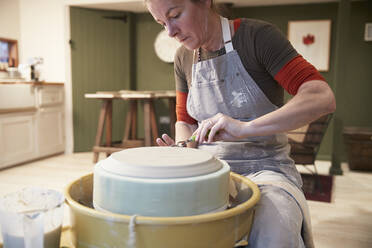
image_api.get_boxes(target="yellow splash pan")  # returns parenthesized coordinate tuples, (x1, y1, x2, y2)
(65, 172, 260, 248)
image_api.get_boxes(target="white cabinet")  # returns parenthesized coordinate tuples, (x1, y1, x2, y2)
(0, 113, 37, 168)
(37, 106, 65, 157)
(0, 83, 65, 169)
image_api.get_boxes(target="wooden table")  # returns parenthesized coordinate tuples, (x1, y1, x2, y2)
(85, 90, 176, 163)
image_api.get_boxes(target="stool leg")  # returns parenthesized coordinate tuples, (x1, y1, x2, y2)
(168, 97, 176, 139)
(130, 100, 137, 140)
(105, 100, 113, 157)
(93, 100, 108, 163)
(150, 100, 159, 144)
(143, 100, 151, 146)
(123, 100, 134, 143)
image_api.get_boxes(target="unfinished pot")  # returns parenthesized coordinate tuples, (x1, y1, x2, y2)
(93, 147, 230, 217)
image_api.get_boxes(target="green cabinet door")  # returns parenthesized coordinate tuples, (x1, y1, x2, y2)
(70, 7, 133, 152)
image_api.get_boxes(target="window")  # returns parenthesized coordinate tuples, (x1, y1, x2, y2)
(0, 38, 18, 71)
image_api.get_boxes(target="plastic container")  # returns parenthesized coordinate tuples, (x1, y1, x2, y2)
(65, 172, 260, 248)
(343, 127, 372, 171)
(0, 188, 64, 248)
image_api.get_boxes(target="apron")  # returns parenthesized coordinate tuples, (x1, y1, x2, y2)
(186, 16, 314, 248)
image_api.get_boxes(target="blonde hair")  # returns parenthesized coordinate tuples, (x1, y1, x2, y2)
(144, 0, 230, 17)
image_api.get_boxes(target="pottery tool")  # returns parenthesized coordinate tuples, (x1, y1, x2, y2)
(173, 130, 219, 147)
(173, 135, 197, 147)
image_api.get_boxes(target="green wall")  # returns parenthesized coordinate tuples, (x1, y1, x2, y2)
(136, 14, 175, 90)
(343, 2, 372, 128)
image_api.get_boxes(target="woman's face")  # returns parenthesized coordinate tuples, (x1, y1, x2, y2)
(147, 0, 210, 50)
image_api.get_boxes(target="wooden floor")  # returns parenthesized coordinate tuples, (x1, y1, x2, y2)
(0, 152, 371, 248)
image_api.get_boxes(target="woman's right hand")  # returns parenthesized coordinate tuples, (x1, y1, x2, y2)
(156, 134, 175, 146)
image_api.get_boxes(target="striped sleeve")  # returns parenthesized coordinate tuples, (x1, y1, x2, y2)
(275, 55, 326, 95)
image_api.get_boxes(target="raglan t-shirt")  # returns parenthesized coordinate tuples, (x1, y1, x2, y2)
(174, 18, 324, 124)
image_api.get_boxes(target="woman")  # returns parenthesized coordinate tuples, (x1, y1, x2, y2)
(146, 0, 336, 247)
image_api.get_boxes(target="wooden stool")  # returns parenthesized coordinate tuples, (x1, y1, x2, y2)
(85, 90, 176, 163)
(122, 99, 159, 147)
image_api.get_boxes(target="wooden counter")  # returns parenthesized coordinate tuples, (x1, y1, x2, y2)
(0, 81, 64, 86)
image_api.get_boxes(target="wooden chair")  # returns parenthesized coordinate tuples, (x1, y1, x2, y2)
(287, 114, 333, 191)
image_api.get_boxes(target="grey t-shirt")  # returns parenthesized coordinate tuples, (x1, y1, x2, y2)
(174, 18, 298, 107)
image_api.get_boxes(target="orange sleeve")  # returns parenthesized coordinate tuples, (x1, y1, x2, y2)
(274, 55, 326, 95)
(176, 90, 197, 125)
(234, 18, 242, 31)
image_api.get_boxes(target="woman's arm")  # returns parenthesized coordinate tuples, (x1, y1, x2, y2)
(195, 80, 336, 143)
(175, 121, 198, 143)
(244, 80, 335, 136)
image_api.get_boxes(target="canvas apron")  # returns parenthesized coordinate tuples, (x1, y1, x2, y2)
(186, 16, 314, 247)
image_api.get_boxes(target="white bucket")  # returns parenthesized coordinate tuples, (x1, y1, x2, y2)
(0, 187, 64, 248)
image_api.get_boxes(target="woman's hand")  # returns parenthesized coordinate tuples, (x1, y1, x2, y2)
(156, 121, 198, 147)
(156, 134, 175, 146)
(194, 113, 245, 144)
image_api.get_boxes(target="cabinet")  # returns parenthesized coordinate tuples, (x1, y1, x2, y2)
(0, 113, 36, 167)
(0, 83, 65, 169)
(37, 106, 65, 157)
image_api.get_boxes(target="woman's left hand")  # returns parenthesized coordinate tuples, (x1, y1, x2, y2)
(193, 113, 245, 144)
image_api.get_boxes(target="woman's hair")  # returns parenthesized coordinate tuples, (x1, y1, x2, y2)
(180, 0, 232, 18)
(190, 0, 215, 11)
(144, 0, 232, 18)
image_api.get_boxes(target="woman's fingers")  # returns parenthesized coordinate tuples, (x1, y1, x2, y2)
(156, 138, 167, 146)
(156, 134, 175, 146)
(195, 115, 221, 143)
(162, 134, 175, 146)
(195, 113, 242, 143)
(207, 119, 223, 143)
(197, 119, 214, 143)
